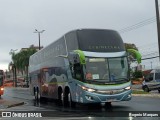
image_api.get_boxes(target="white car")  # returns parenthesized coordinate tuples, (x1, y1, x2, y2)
(142, 69, 160, 93)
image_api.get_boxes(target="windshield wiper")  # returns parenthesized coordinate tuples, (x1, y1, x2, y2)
(85, 78, 129, 84)
(85, 79, 107, 84)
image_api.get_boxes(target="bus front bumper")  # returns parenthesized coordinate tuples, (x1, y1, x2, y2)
(78, 89, 132, 103)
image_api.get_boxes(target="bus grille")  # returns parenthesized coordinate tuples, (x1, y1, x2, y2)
(95, 89, 125, 95)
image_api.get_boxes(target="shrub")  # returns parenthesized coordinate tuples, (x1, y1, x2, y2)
(132, 71, 143, 78)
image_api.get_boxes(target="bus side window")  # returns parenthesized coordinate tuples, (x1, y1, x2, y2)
(75, 66, 81, 80)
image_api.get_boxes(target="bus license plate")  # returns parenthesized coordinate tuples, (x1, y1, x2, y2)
(107, 98, 117, 102)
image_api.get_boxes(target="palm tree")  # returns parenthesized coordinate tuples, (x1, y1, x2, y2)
(9, 48, 37, 87)
(21, 48, 37, 80)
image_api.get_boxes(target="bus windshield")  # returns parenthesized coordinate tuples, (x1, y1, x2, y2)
(85, 57, 129, 83)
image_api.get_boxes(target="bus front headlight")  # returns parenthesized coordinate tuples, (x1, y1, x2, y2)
(81, 86, 96, 92)
(125, 86, 131, 90)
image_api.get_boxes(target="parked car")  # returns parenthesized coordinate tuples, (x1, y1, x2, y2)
(142, 67, 160, 93)
(16, 80, 29, 88)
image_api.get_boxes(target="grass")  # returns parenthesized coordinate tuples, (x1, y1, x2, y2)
(132, 90, 149, 94)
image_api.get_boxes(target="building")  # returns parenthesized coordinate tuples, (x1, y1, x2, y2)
(20, 44, 43, 52)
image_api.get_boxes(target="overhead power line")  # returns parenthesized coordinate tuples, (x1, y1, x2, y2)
(118, 4, 160, 34)
(138, 42, 158, 50)
(142, 56, 159, 60)
(119, 17, 156, 34)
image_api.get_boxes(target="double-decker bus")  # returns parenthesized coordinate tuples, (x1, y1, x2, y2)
(29, 29, 139, 107)
(0, 70, 4, 97)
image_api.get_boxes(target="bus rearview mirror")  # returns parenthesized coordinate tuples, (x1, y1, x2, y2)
(68, 52, 80, 64)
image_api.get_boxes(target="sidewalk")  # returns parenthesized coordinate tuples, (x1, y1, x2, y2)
(0, 98, 24, 109)
(132, 84, 142, 91)
(0, 87, 28, 109)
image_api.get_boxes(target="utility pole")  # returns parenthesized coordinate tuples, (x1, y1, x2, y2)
(34, 29, 45, 50)
(155, 0, 160, 60)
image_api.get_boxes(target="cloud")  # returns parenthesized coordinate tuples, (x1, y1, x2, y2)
(0, 0, 158, 70)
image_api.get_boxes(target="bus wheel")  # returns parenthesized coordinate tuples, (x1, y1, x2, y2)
(63, 91, 76, 107)
(68, 92, 76, 108)
(57, 92, 63, 106)
(37, 89, 41, 101)
(158, 89, 160, 93)
(63, 92, 68, 107)
(105, 102, 112, 108)
(34, 89, 40, 101)
(34, 91, 38, 100)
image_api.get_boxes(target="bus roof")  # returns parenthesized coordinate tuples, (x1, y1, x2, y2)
(66, 29, 125, 52)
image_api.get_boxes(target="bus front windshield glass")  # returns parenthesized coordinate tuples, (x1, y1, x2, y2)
(85, 57, 128, 83)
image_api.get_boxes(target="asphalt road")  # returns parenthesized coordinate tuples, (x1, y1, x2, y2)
(0, 87, 160, 120)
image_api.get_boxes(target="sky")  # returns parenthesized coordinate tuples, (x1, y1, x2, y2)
(0, 0, 159, 70)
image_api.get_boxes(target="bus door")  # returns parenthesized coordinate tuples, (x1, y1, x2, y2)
(68, 52, 84, 101)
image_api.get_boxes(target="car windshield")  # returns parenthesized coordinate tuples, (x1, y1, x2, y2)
(84, 57, 129, 83)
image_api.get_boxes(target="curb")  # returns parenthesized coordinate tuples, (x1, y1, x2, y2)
(132, 94, 160, 97)
(7, 102, 25, 108)
(0, 99, 25, 109)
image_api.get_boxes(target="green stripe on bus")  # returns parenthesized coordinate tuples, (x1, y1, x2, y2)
(48, 82, 66, 85)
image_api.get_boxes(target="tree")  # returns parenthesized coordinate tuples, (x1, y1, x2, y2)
(124, 43, 138, 50)
(125, 43, 140, 63)
(9, 48, 37, 80)
(18, 48, 37, 74)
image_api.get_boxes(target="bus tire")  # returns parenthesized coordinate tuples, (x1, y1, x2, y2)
(68, 92, 76, 108)
(57, 91, 63, 106)
(37, 89, 41, 101)
(34, 91, 38, 100)
(63, 93, 68, 107)
(63, 90, 76, 108)
(34, 88, 40, 101)
(105, 102, 112, 108)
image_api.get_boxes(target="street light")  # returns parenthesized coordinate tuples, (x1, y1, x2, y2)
(34, 29, 45, 50)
